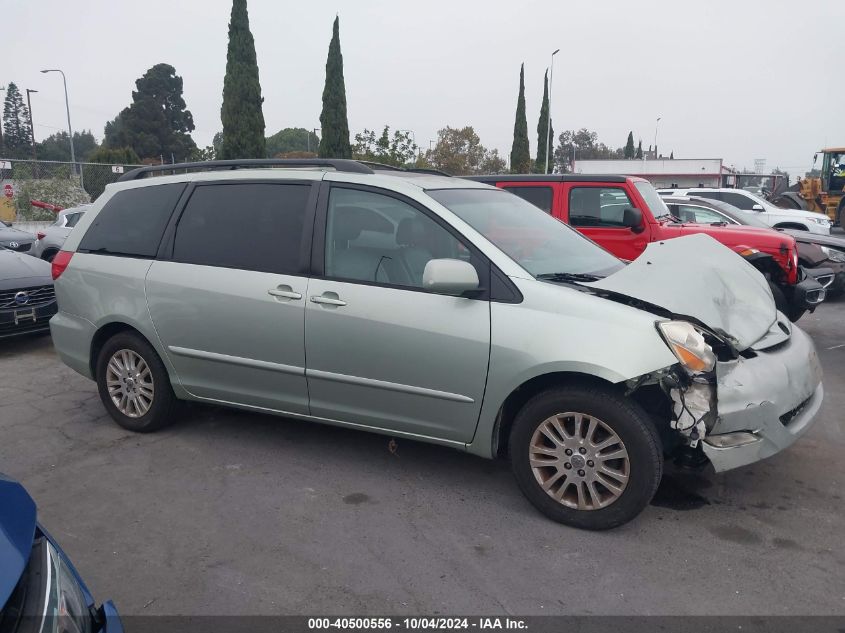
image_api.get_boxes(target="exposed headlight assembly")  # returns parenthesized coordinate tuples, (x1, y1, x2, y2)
(820, 245, 845, 263)
(657, 321, 716, 374)
(810, 217, 832, 225)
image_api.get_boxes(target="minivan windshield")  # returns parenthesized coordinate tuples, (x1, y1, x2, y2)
(428, 188, 623, 278)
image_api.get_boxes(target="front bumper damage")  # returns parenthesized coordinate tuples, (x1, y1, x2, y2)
(656, 316, 823, 472)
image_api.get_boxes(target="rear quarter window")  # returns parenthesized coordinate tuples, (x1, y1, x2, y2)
(78, 183, 186, 257)
(502, 186, 554, 213)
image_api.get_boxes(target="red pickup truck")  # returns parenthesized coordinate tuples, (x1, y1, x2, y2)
(468, 175, 826, 321)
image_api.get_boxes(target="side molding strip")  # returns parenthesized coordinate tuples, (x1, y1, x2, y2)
(306, 368, 474, 403)
(168, 346, 304, 376)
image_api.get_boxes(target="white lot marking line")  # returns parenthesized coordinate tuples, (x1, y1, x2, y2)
(827, 343, 845, 350)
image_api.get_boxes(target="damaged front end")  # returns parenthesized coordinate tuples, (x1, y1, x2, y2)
(626, 315, 824, 473)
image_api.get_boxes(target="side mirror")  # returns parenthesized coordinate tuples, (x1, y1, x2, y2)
(622, 207, 644, 233)
(751, 204, 764, 211)
(422, 259, 479, 295)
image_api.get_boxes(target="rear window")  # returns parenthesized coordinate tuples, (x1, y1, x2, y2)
(78, 183, 185, 257)
(503, 186, 553, 213)
(173, 183, 310, 274)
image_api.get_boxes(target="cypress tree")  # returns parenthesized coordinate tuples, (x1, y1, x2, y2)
(319, 16, 352, 159)
(670, 150, 674, 159)
(510, 64, 530, 173)
(534, 70, 552, 173)
(635, 139, 643, 159)
(220, 0, 265, 159)
(2, 83, 32, 159)
(624, 131, 635, 159)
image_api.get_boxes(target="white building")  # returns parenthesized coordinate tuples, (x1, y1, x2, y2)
(572, 158, 733, 189)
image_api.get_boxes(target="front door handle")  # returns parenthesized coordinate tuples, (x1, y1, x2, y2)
(310, 292, 346, 307)
(268, 285, 302, 301)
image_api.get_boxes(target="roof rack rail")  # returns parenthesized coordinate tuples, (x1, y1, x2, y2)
(117, 158, 374, 182)
(355, 161, 452, 177)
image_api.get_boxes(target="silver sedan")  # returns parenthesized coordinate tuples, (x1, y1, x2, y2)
(30, 205, 90, 262)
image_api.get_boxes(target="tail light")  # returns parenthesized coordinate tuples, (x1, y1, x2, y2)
(51, 251, 74, 280)
(36, 231, 46, 240)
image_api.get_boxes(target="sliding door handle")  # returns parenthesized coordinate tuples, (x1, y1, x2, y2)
(268, 286, 302, 300)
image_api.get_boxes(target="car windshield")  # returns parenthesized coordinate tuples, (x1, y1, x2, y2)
(634, 181, 674, 220)
(427, 188, 623, 278)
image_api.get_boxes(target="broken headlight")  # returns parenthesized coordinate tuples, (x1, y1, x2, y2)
(657, 321, 716, 374)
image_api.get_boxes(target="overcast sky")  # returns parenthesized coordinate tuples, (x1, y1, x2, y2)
(5, 0, 842, 178)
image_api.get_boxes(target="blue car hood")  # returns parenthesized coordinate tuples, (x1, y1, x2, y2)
(0, 474, 36, 609)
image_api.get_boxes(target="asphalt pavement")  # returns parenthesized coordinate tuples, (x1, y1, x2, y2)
(0, 298, 843, 616)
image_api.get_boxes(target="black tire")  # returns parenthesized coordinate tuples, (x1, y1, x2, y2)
(837, 202, 845, 230)
(95, 331, 177, 432)
(769, 282, 805, 322)
(509, 384, 663, 530)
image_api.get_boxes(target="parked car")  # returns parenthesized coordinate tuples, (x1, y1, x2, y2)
(49, 159, 823, 530)
(468, 174, 827, 321)
(0, 246, 57, 338)
(0, 220, 36, 254)
(0, 472, 123, 632)
(656, 187, 833, 235)
(30, 205, 90, 262)
(663, 195, 844, 296)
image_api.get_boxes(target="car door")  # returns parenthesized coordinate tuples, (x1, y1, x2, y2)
(562, 184, 649, 260)
(304, 184, 491, 443)
(146, 180, 316, 414)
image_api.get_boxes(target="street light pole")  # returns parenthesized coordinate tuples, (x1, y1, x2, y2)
(0, 86, 5, 153)
(653, 116, 661, 160)
(545, 48, 560, 174)
(25, 89, 38, 159)
(40, 69, 76, 167)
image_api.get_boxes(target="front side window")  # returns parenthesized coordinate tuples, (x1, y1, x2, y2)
(568, 187, 634, 228)
(503, 186, 553, 213)
(720, 191, 755, 210)
(79, 183, 185, 257)
(325, 187, 470, 289)
(173, 183, 309, 274)
(428, 188, 622, 278)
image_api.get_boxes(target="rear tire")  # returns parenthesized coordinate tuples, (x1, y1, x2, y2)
(95, 331, 177, 432)
(509, 384, 663, 530)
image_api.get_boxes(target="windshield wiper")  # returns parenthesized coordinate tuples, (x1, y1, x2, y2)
(536, 272, 603, 282)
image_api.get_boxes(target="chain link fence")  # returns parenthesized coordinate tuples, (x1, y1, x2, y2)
(0, 158, 143, 222)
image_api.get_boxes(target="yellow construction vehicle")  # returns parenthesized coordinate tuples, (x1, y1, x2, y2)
(774, 147, 845, 227)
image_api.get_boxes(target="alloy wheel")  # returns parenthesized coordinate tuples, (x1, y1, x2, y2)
(105, 349, 155, 418)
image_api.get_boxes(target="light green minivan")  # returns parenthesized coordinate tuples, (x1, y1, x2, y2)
(50, 159, 823, 530)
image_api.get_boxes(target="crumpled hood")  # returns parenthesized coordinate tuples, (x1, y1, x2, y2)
(0, 473, 37, 608)
(585, 234, 776, 351)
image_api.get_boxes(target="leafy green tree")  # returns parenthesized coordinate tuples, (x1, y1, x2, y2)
(635, 139, 643, 159)
(83, 146, 143, 200)
(353, 126, 418, 167)
(510, 64, 530, 173)
(220, 0, 266, 159)
(266, 128, 321, 157)
(534, 70, 555, 174)
(425, 126, 506, 175)
(2, 83, 32, 158)
(104, 64, 196, 161)
(37, 131, 98, 162)
(624, 132, 635, 159)
(319, 16, 351, 158)
(553, 129, 625, 172)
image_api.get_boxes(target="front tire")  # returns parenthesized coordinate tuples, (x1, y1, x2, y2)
(95, 331, 177, 432)
(509, 385, 663, 530)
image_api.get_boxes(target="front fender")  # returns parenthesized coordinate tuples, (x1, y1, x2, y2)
(466, 279, 677, 458)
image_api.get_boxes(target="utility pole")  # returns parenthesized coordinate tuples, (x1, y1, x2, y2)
(0, 86, 5, 154)
(40, 70, 75, 167)
(545, 49, 560, 174)
(653, 117, 661, 160)
(25, 89, 38, 159)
